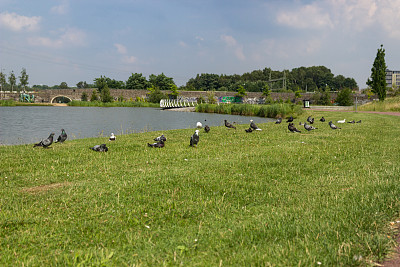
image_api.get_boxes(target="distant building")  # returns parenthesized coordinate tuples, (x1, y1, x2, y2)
(385, 69, 400, 88)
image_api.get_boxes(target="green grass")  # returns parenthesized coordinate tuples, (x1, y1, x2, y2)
(0, 100, 52, 106)
(1, 111, 400, 266)
(196, 103, 303, 118)
(358, 96, 400, 112)
(68, 100, 160, 108)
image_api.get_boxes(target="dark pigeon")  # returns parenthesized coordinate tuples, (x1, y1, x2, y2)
(245, 127, 253, 133)
(33, 133, 55, 148)
(307, 116, 313, 123)
(148, 140, 165, 148)
(286, 116, 294, 123)
(90, 144, 109, 152)
(288, 123, 301, 133)
(329, 121, 341, 129)
(190, 130, 200, 147)
(299, 121, 304, 126)
(347, 120, 355, 124)
(55, 129, 67, 143)
(304, 123, 317, 131)
(275, 118, 282, 124)
(356, 120, 362, 123)
(204, 125, 210, 133)
(309, 117, 314, 124)
(224, 120, 236, 129)
(250, 120, 262, 131)
(154, 134, 166, 142)
(320, 117, 326, 122)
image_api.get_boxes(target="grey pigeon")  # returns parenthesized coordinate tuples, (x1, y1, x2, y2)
(356, 120, 362, 123)
(275, 118, 282, 124)
(204, 125, 210, 133)
(304, 123, 317, 131)
(250, 120, 262, 131)
(286, 116, 294, 123)
(190, 130, 200, 147)
(329, 121, 341, 129)
(154, 134, 166, 142)
(90, 144, 108, 152)
(34, 133, 55, 148)
(55, 129, 67, 143)
(288, 123, 301, 133)
(224, 120, 236, 129)
(347, 120, 355, 124)
(148, 140, 165, 148)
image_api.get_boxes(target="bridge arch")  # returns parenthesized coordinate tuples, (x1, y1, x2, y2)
(51, 95, 72, 103)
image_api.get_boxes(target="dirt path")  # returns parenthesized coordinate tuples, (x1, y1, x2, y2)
(309, 108, 400, 117)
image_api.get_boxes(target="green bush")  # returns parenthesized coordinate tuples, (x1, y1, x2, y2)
(336, 88, 353, 106)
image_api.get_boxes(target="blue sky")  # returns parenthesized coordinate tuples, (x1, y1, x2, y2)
(1, 0, 400, 88)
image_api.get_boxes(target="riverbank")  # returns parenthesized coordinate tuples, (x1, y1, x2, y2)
(1, 110, 400, 266)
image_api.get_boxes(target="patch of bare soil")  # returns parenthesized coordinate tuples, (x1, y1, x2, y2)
(21, 182, 72, 194)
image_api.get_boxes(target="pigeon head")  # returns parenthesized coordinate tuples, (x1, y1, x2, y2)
(195, 130, 199, 135)
(250, 119, 253, 122)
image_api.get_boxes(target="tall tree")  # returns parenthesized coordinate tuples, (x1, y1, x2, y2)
(0, 71, 6, 94)
(367, 44, 387, 101)
(8, 71, 16, 92)
(19, 68, 29, 92)
(100, 84, 113, 103)
(149, 73, 175, 91)
(126, 73, 150, 90)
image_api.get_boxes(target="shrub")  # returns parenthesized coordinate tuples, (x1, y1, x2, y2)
(336, 88, 353, 106)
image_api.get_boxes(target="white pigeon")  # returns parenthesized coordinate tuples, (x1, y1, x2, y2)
(109, 133, 116, 141)
(196, 122, 203, 128)
(337, 119, 346, 123)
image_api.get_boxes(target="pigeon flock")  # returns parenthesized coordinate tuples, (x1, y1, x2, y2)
(33, 115, 361, 151)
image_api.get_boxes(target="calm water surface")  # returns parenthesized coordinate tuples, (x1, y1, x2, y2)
(0, 106, 273, 145)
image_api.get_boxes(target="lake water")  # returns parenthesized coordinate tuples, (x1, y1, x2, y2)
(0, 106, 273, 145)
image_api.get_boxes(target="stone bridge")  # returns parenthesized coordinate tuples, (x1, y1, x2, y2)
(0, 88, 370, 104)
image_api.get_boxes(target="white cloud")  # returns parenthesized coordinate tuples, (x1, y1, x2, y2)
(0, 12, 41, 31)
(114, 43, 127, 54)
(51, 1, 69, 15)
(122, 55, 137, 64)
(221, 34, 245, 60)
(276, 4, 333, 29)
(28, 27, 87, 48)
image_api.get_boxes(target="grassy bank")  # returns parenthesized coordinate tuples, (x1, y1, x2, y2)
(1, 111, 400, 265)
(196, 103, 303, 118)
(68, 100, 160, 108)
(358, 96, 400, 112)
(0, 100, 52, 106)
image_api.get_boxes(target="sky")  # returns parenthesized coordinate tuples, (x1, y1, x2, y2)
(1, 0, 400, 89)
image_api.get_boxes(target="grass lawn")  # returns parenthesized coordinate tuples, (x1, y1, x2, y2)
(1, 110, 400, 266)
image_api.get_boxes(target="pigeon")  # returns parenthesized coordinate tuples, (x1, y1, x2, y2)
(154, 134, 166, 142)
(286, 116, 294, 123)
(275, 118, 282, 124)
(329, 121, 341, 129)
(190, 130, 200, 147)
(347, 120, 355, 124)
(33, 133, 55, 148)
(55, 129, 67, 143)
(245, 127, 253, 133)
(250, 120, 262, 131)
(356, 120, 362, 123)
(196, 122, 203, 128)
(148, 140, 165, 148)
(224, 120, 236, 129)
(90, 144, 108, 152)
(337, 119, 346, 123)
(204, 125, 210, 133)
(288, 123, 301, 133)
(320, 117, 326, 122)
(299, 122, 304, 126)
(109, 133, 116, 141)
(304, 123, 317, 131)
(307, 116, 313, 123)
(309, 117, 315, 124)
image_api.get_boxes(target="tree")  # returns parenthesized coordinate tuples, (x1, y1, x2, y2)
(149, 73, 175, 91)
(367, 44, 387, 101)
(235, 85, 247, 98)
(90, 90, 99, 101)
(19, 68, 29, 92)
(59, 82, 68, 89)
(335, 88, 353, 106)
(94, 76, 107, 93)
(168, 84, 179, 99)
(77, 81, 89, 88)
(81, 92, 88, 101)
(262, 84, 271, 97)
(126, 73, 150, 90)
(0, 71, 6, 94)
(147, 85, 166, 103)
(100, 84, 113, 103)
(8, 71, 16, 92)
